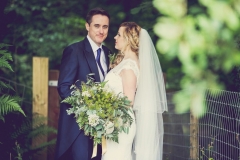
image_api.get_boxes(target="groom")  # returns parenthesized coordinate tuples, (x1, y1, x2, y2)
(55, 7, 111, 160)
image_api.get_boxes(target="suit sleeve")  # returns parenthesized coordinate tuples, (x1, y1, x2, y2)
(57, 45, 78, 100)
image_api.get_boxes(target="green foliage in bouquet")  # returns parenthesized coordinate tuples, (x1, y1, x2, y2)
(62, 75, 133, 145)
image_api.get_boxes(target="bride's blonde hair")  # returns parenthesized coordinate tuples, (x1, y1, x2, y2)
(110, 22, 141, 69)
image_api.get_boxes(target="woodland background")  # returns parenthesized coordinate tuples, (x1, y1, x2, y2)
(0, 0, 240, 159)
(1, 0, 239, 95)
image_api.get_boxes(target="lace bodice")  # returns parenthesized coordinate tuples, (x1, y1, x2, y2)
(104, 59, 139, 96)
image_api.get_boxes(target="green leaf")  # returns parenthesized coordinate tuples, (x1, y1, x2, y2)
(0, 81, 15, 91)
(0, 95, 26, 120)
(0, 56, 13, 72)
(130, 8, 141, 14)
(95, 124, 102, 131)
(97, 131, 103, 138)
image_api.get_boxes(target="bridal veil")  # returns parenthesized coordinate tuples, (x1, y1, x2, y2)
(132, 29, 168, 160)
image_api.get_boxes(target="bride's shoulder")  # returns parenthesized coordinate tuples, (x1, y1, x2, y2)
(122, 58, 139, 70)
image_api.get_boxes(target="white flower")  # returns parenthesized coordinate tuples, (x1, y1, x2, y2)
(91, 86, 97, 91)
(103, 84, 112, 93)
(66, 108, 74, 115)
(124, 121, 130, 128)
(88, 114, 100, 127)
(74, 90, 81, 96)
(74, 106, 85, 116)
(104, 121, 114, 134)
(117, 117, 123, 127)
(82, 91, 91, 97)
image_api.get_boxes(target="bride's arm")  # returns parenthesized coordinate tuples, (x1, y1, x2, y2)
(120, 69, 137, 107)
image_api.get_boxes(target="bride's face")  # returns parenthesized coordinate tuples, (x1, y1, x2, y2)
(114, 27, 128, 52)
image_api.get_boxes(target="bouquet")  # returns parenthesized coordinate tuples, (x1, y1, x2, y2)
(62, 74, 133, 145)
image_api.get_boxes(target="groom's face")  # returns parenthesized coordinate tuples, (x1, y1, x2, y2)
(85, 14, 109, 47)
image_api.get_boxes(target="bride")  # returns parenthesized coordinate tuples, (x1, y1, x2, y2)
(102, 22, 168, 160)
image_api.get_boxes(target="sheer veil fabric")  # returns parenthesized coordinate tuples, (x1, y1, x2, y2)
(132, 29, 168, 160)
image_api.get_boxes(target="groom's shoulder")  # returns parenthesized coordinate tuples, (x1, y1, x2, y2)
(68, 38, 86, 47)
(64, 37, 87, 50)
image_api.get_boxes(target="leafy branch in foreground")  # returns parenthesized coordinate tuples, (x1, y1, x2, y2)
(0, 95, 25, 121)
(0, 43, 25, 121)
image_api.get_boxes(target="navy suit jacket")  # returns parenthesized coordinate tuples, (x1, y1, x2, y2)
(55, 37, 110, 159)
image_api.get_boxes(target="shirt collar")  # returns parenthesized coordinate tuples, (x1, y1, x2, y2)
(87, 35, 102, 52)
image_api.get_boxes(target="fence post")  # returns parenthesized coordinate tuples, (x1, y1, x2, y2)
(47, 70, 59, 160)
(190, 110, 199, 160)
(32, 57, 49, 160)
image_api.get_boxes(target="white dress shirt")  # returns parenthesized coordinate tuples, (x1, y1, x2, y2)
(87, 35, 107, 81)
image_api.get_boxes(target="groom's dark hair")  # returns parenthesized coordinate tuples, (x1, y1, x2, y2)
(86, 7, 110, 25)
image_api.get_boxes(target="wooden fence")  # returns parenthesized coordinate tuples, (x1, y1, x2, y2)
(32, 57, 59, 160)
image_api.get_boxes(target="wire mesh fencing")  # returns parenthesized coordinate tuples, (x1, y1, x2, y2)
(163, 89, 240, 160)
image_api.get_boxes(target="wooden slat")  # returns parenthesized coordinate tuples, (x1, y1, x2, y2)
(190, 110, 199, 160)
(47, 70, 59, 160)
(33, 57, 49, 116)
(32, 57, 49, 160)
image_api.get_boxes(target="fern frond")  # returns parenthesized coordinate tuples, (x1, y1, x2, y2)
(11, 118, 32, 140)
(0, 80, 15, 91)
(0, 49, 9, 56)
(0, 50, 13, 61)
(11, 114, 56, 140)
(29, 139, 56, 155)
(0, 95, 26, 119)
(0, 57, 13, 72)
(32, 114, 48, 127)
(11, 95, 23, 103)
(28, 125, 57, 139)
(0, 43, 11, 49)
(9, 115, 57, 159)
(0, 44, 13, 62)
(0, 115, 4, 121)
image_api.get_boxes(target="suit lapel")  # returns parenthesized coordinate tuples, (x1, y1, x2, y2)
(83, 38, 101, 82)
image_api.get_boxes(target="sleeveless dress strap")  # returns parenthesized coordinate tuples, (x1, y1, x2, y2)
(116, 59, 140, 83)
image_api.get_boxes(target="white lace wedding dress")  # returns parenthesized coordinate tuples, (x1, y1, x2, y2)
(101, 59, 139, 160)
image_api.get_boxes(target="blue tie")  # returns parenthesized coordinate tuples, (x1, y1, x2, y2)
(96, 48, 105, 77)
